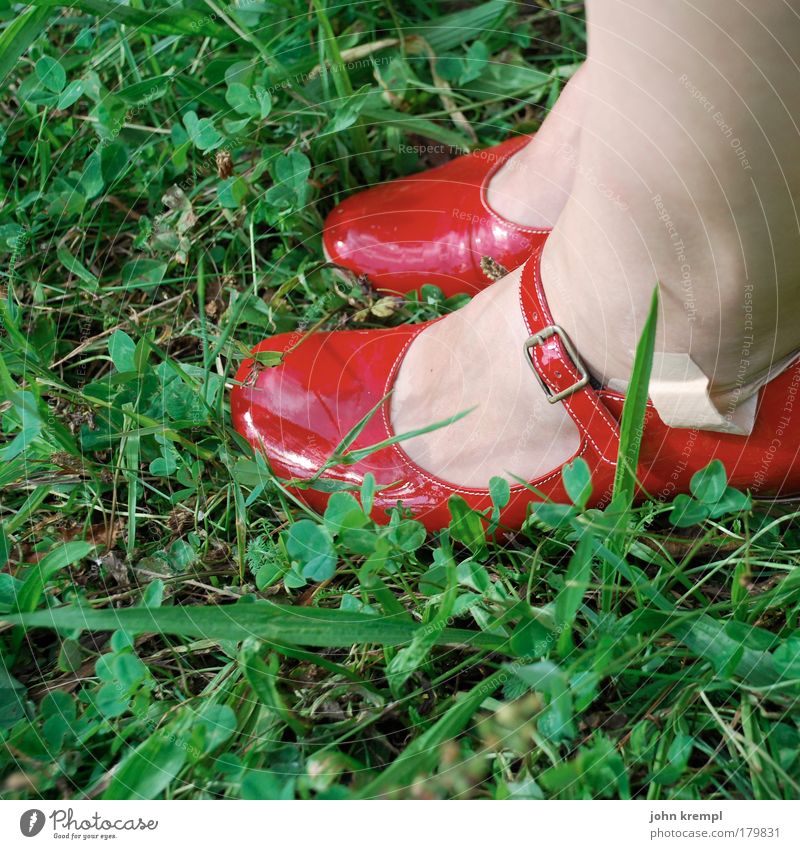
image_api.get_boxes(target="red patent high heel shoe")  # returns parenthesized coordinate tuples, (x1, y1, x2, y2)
(231, 243, 800, 531)
(322, 136, 549, 298)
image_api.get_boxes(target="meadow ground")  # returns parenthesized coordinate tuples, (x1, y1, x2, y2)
(2, 0, 800, 801)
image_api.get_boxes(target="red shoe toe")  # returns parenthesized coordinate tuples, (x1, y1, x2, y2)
(232, 324, 435, 517)
(323, 136, 548, 298)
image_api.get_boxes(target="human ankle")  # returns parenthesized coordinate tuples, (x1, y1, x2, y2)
(486, 66, 590, 228)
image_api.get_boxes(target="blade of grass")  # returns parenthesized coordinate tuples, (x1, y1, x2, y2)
(357, 669, 505, 798)
(611, 286, 659, 510)
(30, 0, 226, 38)
(9, 540, 95, 656)
(5, 603, 509, 653)
(409, 1, 514, 52)
(241, 641, 309, 736)
(312, 0, 375, 181)
(604, 286, 658, 611)
(0, 5, 51, 89)
(301, 386, 473, 484)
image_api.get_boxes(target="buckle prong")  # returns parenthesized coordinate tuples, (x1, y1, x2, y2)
(524, 325, 590, 404)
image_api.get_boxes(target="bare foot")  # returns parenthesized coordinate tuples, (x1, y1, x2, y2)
(390, 265, 580, 488)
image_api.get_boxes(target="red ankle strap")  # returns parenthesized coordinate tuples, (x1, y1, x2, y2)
(520, 247, 620, 463)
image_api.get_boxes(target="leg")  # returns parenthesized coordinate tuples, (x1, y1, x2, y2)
(392, 0, 800, 486)
(487, 64, 591, 228)
(545, 0, 800, 403)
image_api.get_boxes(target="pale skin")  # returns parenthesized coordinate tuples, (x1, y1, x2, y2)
(392, 0, 800, 488)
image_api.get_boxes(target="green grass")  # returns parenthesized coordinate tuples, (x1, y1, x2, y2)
(2, 0, 800, 801)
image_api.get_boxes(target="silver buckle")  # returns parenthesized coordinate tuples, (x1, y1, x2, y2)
(524, 325, 590, 404)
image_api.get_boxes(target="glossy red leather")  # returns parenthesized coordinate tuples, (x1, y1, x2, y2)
(323, 136, 548, 297)
(232, 244, 800, 531)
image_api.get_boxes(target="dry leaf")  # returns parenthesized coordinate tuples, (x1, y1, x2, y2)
(216, 150, 234, 179)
